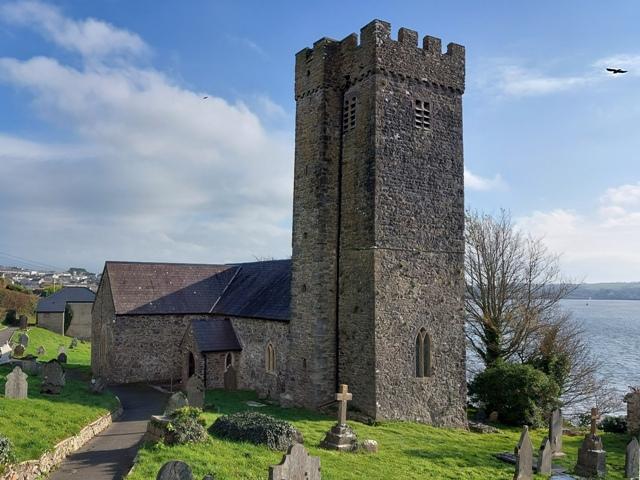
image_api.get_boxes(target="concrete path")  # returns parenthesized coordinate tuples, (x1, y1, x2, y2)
(48, 384, 168, 480)
(0, 326, 16, 345)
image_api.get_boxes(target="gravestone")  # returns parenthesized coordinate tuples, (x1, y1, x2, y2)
(20, 359, 41, 376)
(186, 375, 204, 409)
(320, 384, 357, 451)
(549, 408, 564, 457)
(70, 337, 78, 349)
(626, 437, 640, 479)
(58, 346, 66, 355)
(625, 388, 640, 435)
(19, 333, 29, 348)
(89, 377, 106, 394)
(41, 359, 65, 394)
(156, 460, 193, 480)
(269, 443, 321, 480)
(4, 365, 28, 399)
(165, 391, 189, 416)
(57, 352, 68, 364)
(224, 364, 237, 390)
(575, 408, 607, 478)
(19, 315, 28, 330)
(13, 344, 25, 357)
(538, 438, 552, 475)
(36, 345, 45, 356)
(513, 426, 533, 480)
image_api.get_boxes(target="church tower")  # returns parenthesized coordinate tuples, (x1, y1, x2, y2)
(287, 19, 467, 426)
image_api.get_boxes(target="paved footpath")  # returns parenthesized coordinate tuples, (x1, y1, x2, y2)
(49, 384, 168, 480)
(0, 326, 16, 345)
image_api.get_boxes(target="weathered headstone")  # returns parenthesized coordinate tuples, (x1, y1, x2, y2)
(549, 408, 564, 457)
(13, 344, 25, 357)
(36, 345, 46, 356)
(89, 377, 106, 394)
(18, 315, 28, 330)
(626, 437, 640, 480)
(57, 352, 68, 364)
(4, 365, 28, 399)
(575, 408, 607, 478)
(626, 388, 640, 435)
(360, 439, 379, 454)
(513, 426, 533, 480)
(223, 364, 237, 390)
(320, 384, 357, 451)
(165, 391, 189, 416)
(185, 375, 204, 409)
(19, 333, 29, 348)
(70, 337, 78, 349)
(20, 359, 41, 376)
(41, 359, 65, 394)
(537, 438, 552, 475)
(156, 460, 193, 480)
(269, 443, 321, 480)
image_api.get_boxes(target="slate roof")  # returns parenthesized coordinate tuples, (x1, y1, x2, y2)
(104, 259, 291, 321)
(190, 318, 242, 352)
(37, 287, 96, 313)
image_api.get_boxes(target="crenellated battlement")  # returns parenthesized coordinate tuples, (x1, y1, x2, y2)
(295, 19, 465, 100)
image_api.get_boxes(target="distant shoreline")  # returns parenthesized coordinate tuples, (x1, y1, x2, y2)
(563, 282, 640, 301)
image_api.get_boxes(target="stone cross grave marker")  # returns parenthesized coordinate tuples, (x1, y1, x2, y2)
(514, 426, 533, 480)
(186, 375, 204, 409)
(575, 407, 607, 478)
(269, 443, 321, 480)
(590, 407, 598, 435)
(156, 460, 193, 480)
(4, 365, 28, 399)
(336, 384, 352, 426)
(19, 315, 28, 330)
(537, 438, 552, 475)
(549, 408, 563, 457)
(165, 391, 189, 416)
(36, 345, 45, 356)
(19, 333, 29, 348)
(626, 437, 640, 480)
(41, 359, 65, 394)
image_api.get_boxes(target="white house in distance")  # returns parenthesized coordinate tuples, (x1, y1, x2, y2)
(36, 287, 95, 339)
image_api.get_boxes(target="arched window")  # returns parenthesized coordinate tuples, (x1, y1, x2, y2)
(225, 352, 233, 371)
(415, 328, 432, 378)
(266, 343, 276, 374)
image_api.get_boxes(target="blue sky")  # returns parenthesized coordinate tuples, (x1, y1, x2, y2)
(0, 0, 639, 281)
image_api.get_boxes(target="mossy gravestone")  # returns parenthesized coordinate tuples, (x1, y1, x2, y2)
(41, 360, 65, 394)
(5, 365, 28, 399)
(156, 460, 193, 480)
(165, 391, 189, 416)
(625, 437, 640, 480)
(19, 333, 29, 348)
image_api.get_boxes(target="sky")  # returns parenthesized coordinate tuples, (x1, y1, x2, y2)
(0, 0, 638, 282)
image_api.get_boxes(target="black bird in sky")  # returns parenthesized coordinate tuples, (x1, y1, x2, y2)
(202, 96, 209, 99)
(606, 68, 628, 74)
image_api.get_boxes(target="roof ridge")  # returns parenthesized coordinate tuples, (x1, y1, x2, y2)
(208, 266, 242, 313)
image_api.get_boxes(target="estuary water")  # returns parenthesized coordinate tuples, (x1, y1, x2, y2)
(559, 299, 640, 407)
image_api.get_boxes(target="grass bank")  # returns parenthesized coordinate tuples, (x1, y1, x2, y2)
(0, 364, 118, 463)
(129, 390, 629, 479)
(10, 326, 91, 371)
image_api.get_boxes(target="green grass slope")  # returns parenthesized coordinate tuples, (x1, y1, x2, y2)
(10, 326, 91, 369)
(129, 390, 629, 480)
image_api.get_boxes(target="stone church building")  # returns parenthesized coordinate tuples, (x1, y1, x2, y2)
(92, 19, 467, 427)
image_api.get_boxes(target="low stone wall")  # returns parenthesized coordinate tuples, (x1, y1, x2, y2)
(0, 400, 123, 480)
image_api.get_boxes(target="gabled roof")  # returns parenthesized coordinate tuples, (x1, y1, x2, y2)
(37, 287, 96, 313)
(190, 318, 242, 352)
(104, 259, 291, 321)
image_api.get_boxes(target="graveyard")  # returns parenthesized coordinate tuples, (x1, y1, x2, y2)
(125, 389, 630, 480)
(8, 327, 91, 370)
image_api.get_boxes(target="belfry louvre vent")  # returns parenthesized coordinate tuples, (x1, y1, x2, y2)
(414, 99, 431, 130)
(343, 96, 357, 132)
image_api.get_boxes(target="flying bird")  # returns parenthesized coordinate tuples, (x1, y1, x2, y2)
(202, 96, 209, 99)
(606, 68, 628, 74)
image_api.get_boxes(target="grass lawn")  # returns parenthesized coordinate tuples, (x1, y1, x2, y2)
(10, 326, 91, 372)
(129, 390, 629, 480)
(0, 364, 119, 463)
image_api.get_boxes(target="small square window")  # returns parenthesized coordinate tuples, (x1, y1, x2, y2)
(343, 96, 357, 132)
(414, 99, 431, 130)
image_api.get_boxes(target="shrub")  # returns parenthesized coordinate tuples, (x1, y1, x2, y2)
(165, 407, 207, 445)
(600, 415, 627, 433)
(209, 411, 303, 451)
(469, 360, 560, 427)
(0, 435, 15, 466)
(3, 310, 17, 326)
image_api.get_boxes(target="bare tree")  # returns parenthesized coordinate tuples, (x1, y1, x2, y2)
(465, 209, 576, 366)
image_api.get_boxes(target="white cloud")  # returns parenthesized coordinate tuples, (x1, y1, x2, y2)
(518, 182, 640, 282)
(0, 2, 293, 271)
(497, 65, 591, 96)
(464, 168, 506, 191)
(0, 0, 147, 59)
(593, 54, 640, 76)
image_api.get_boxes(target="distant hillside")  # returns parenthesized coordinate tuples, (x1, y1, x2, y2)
(565, 282, 640, 301)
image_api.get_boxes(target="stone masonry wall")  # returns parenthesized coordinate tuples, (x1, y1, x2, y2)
(91, 271, 115, 380)
(65, 302, 93, 340)
(37, 312, 64, 336)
